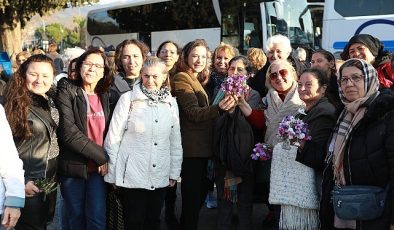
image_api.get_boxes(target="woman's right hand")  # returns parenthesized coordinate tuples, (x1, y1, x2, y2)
(219, 94, 238, 111)
(2, 207, 21, 230)
(25, 181, 40, 197)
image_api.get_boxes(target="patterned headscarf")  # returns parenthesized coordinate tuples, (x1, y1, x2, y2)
(332, 58, 380, 185)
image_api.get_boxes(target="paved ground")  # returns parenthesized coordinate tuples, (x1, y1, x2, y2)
(48, 184, 273, 230)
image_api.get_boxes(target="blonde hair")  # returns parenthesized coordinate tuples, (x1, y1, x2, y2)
(247, 48, 267, 72)
(265, 59, 297, 89)
(211, 42, 239, 69)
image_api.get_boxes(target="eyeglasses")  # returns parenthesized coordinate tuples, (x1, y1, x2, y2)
(269, 69, 288, 80)
(160, 49, 177, 55)
(339, 74, 363, 86)
(82, 62, 104, 69)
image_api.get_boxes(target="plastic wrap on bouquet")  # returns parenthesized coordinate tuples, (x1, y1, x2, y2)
(269, 142, 319, 230)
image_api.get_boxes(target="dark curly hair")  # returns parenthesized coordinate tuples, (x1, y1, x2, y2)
(4, 54, 55, 138)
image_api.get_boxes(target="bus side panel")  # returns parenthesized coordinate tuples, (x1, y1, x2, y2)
(151, 28, 221, 52)
(87, 33, 139, 48)
(323, 18, 394, 54)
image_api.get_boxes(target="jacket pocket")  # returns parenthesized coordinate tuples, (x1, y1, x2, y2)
(123, 156, 130, 184)
(58, 160, 87, 179)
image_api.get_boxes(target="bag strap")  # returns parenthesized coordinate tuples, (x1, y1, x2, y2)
(124, 101, 133, 131)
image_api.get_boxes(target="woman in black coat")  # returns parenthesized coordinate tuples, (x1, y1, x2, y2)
(320, 58, 394, 230)
(56, 48, 113, 230)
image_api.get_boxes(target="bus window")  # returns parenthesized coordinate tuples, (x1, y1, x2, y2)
(263, 0, 315, 49)
(334, 0, 394, 17)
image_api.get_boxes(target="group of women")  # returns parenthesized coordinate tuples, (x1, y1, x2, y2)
(0, 32, 393, 230)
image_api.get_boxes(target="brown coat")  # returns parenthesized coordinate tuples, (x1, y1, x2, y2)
(171, 72, 220, 158)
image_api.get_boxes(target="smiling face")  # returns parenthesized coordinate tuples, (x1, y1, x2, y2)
(214, 49, 233, 74)
(267, 43, 290, 63)
(340, 66, 366, 102)
(25, 62, 54, 96)
(121, 44, 144, 78)
(348, 43, 376, 64)
(158, 43, 179, 69)
(141, 65, 167, 90)
(268, 62, 294, 92)
(187, 46, 207, 74)
(80, 53, 105, 87)
(311, 53, 334, 76)
(297, 72, 326, 106)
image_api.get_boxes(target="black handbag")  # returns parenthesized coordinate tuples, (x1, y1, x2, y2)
(331, 185, 389, 220)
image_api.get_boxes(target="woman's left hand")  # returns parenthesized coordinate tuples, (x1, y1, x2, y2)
(169, 179, 177, 187)
(98, 163, 108, 176)
(390, 224, 394, 230)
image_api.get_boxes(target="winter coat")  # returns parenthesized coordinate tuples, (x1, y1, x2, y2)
(296, 97, 337, 172)
(320, 91, 394, 229)
(0, 105, 25, 215)
(171, 72, 221, 158)
(109, 72, 131, 113)
(104, 84, 182, 190)
(55, 78, 110, 179)
(14, 94, 58, 183)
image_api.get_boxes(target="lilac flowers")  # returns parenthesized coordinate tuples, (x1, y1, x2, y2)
(251, 143, 273, 161)
(220, 74, 248, 97)
(277, 115, 312, 146)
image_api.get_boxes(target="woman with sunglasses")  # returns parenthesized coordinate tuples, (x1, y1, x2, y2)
(56, 48, 113, 230)
(320, 58, 394, 229)
(238, 59, 304, 228)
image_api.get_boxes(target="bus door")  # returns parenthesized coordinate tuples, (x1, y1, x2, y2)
(138, 32, 151, 52)
(242, 2, 263, 53)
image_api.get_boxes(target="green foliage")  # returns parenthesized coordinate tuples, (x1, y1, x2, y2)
(0, 0, 98, 28)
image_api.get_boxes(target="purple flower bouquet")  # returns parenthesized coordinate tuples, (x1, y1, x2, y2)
(251, 143, 273, 161)
(220, 74, 249, 97)
(277, 115, 311, 149)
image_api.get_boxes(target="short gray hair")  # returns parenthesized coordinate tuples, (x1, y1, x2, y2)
(264, 34, 292, 56)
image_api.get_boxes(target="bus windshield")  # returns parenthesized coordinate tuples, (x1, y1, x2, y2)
(264, 0, 315, 49)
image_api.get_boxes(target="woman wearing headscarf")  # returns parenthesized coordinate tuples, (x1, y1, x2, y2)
(341, 34, 394, 90)
(320, 59, 394, 230)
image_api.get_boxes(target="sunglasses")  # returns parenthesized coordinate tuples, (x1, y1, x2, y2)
(269, 69, 288, 80)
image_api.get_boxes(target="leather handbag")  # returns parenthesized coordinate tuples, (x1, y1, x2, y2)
(331, 185, 389, 220)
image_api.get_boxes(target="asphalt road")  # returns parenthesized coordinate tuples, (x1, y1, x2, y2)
(48, 184, 273, 230)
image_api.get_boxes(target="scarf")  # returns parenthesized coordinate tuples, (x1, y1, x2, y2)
(140, 83, 171, 103)
(332, 59, 380, 186)
(264, 82, 304, 146)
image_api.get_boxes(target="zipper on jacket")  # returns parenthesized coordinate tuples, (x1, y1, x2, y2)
(123, 156, 130, 184)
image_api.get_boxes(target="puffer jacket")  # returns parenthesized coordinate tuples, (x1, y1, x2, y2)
(320, 91, 394, 229)
(0, 105, 25, 214)
(104, 84, 183, 190)
(56, 78, 110, 179)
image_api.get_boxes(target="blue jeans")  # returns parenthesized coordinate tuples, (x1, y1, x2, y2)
(60, 172, 106, 230)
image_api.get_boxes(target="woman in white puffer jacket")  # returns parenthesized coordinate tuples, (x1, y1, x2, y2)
(0, 104, 25, 230)
(104, 57, 182, 230)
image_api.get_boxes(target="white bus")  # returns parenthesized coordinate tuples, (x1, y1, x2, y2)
(86, 0, 323, 53)
(322, 0, 394, 55)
